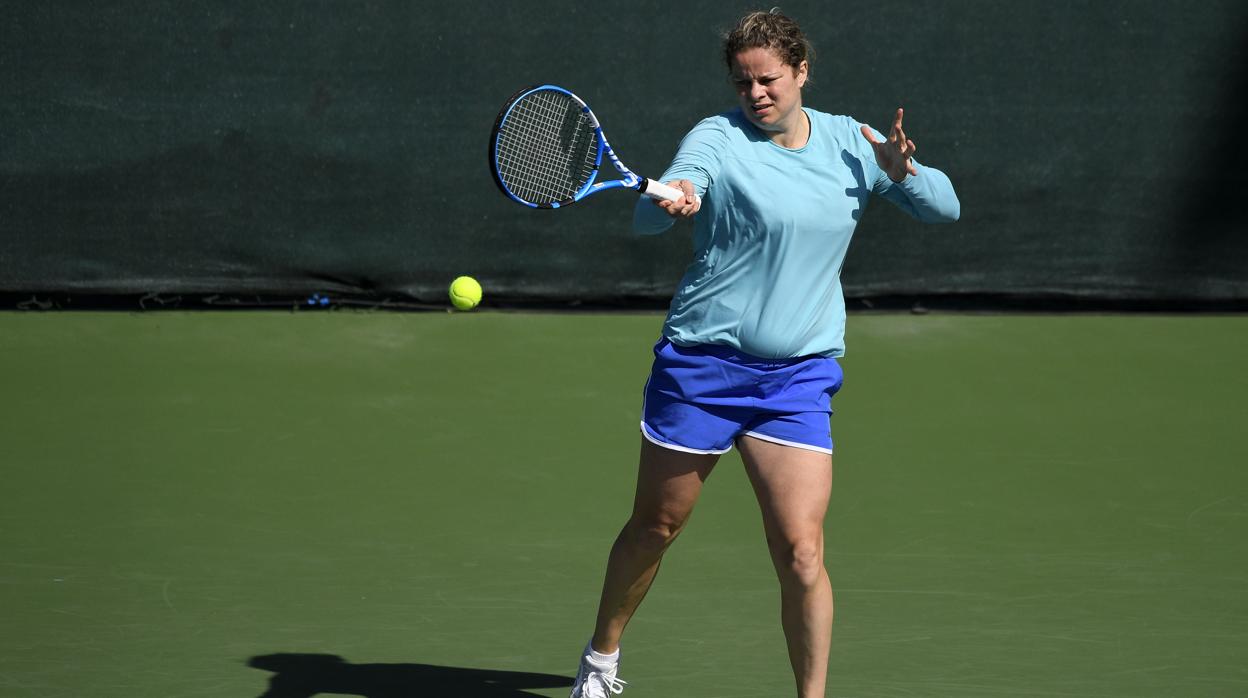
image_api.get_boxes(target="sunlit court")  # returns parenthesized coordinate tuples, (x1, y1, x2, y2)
(2, 313, 1245, 696)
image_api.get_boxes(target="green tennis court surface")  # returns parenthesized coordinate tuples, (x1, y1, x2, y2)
(2, 312, 1245, 697)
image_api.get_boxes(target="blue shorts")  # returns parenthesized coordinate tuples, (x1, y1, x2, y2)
(640, 337, 844, 455)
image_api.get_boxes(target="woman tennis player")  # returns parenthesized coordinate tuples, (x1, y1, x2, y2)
(569, 9, 959, 698)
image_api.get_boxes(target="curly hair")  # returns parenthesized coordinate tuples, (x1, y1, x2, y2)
(722, 8, 814, 73)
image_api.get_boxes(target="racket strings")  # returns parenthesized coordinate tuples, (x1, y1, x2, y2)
(495, 90, 599, 205)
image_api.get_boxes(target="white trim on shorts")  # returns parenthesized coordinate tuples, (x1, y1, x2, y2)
(741, 430, 834, 455)
(640, 422, 734, 455)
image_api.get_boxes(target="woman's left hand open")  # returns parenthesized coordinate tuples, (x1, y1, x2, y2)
(860, 108, 919, 183)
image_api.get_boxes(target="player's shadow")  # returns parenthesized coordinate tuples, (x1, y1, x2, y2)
(248, 653, 572, 697)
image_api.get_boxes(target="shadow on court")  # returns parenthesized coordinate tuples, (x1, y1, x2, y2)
(248, 653, 573, 697)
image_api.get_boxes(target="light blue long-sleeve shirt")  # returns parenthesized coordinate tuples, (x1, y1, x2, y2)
(634, 107, 959, 359)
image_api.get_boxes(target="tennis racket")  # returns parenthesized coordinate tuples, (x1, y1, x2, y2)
(488, 84, 685, 209)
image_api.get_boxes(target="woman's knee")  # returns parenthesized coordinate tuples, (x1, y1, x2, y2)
(770, 536, 826, 587)
(623, 516, 686, 555)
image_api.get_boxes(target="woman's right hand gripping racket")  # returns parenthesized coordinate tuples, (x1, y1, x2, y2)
(488, 85, 686, 209)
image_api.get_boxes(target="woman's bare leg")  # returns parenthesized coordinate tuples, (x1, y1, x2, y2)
(589, 437, 720, 653)
(737, 435, 834, 698)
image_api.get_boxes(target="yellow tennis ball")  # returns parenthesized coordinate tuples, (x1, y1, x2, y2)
(448, 276, 482, 311)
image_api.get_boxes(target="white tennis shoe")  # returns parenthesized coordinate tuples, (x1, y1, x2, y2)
(570, 650, 627, 697)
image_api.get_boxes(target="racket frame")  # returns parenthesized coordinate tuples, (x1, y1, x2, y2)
(489, 84, 682, 209)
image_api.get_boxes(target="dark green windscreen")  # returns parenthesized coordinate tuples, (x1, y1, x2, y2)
(3, 1, 1245, 305)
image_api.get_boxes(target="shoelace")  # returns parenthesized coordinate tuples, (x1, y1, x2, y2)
(586, 670, 627, 696)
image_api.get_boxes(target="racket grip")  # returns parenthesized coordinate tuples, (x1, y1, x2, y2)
(640, 179, 685, 203)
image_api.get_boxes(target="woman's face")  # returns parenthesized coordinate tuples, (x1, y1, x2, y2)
(730, 47, 808, 137)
